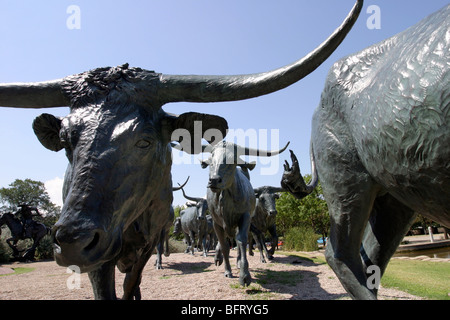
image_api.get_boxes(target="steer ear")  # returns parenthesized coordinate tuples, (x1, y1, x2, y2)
(239, 161, 256, 171)
(200, 159, 210, 169)
(164, 112, 228, 154)
(32, 113, 63, 152)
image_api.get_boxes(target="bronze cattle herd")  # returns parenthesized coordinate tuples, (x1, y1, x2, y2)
(0, 1, 448, 300)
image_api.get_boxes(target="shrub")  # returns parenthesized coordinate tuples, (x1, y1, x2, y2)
(35, 235, 54, 260)
(284, 226, 318, 252)
(0, 229, 13, 262)
(168, 238, 187, 253)
(0, 239, 11, 263)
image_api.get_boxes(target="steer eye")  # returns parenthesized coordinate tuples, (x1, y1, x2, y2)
(59, 131, 69, 148)
(135, 139, 153, 149)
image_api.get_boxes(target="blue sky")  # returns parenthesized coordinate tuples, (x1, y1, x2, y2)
(0, 0, 448, 208)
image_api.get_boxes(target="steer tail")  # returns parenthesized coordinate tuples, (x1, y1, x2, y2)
(281, 142, 318, 200)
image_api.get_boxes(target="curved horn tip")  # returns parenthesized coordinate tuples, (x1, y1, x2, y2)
(280, 141, 290, 153)
(173, 176, 190, 191)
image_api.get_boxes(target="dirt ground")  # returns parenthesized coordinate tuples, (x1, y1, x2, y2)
(0, 249, 424, 300)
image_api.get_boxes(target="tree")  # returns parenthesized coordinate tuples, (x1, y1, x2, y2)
(276, 175, 329, 241)
(0, 179, 60, 223)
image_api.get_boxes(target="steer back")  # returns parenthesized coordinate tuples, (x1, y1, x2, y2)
(314, 4, 450, 225)
(280, 4, 450, 300)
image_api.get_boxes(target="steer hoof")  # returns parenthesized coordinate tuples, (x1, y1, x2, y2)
(239, 273, 252, 287)
(224, 271, 233, 278)
(214, 254, 223, 266)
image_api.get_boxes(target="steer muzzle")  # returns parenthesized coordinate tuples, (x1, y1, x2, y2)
(208, 175, 224, 193)
(52, 222, 121, 273)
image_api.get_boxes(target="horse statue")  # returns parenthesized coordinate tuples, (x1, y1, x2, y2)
(0, 211, 51, 261)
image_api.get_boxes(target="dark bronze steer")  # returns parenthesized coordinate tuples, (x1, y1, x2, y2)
(177, 187, 209, 257)
(0, 1, 362, 299)
(201, 141, 288, 286)
(282, 4, 450, 300)
(249, 186, 284, 263)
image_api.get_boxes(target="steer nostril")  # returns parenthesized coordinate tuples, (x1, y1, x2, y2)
(209, 176, 222, 184)
(53, 227, 62, 247)
(84, 232, 100, 251)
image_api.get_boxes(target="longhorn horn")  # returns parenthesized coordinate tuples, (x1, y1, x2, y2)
(179, 186, 204, 204)
(1, 1, 362, 109)
(239, 141, 290, 157)
(0, 80, 69, 108)
(173, 176, 190, 191)
(254, 186, 286, 197)
(267, 186, 286, 193)
(158, 0, 363, 104)
(201, 144, 213, 153)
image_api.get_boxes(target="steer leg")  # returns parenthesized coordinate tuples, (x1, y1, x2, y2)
(88, 260, 117, 300)
(188, 231, 196, 255)
(267, 225, 278, 258)
(182, 232, 191, 254)
(250, 224, 266, 263)
(122, 243, 154, 300)
(325, 187, 378, 300)
(314, 116, 382, 300)
(214, 225, 232, 278)
(236, 212, 252, 286)
(164, 231, 170, 257)
(319, 151, 380, 299)
(360, 194, 417, 296)
(201, 234, 208, 257)
(323, 171, 384, 300)
(155, 229, 165, 270)
(258, 231, 274, 262)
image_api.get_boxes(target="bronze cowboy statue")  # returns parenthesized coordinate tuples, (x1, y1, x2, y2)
(0, 205, 51, 261)
(16, 204, 41, 238)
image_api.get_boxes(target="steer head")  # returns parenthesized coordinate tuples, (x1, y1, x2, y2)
(173, 217, 182, 235)
(254, 186, 285, 218)
(200, 141, 290, 193)
(31, 66, 228, 272)
(179, 186, 208, 221)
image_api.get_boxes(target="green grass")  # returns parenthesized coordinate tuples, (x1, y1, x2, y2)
(229, 282, 279, 300)
(278, 251, 449, 300)
(381, 259, 450, 300)
(278, 251, 327, 265)
(0, 267, 34, 276)
(254, 269, 302, 287)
